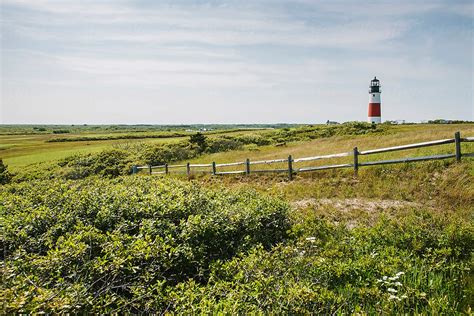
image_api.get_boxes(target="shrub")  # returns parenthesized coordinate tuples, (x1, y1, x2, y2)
(236, 134, 272, 146)
(59, 149, 133, 179)
(189, 132, 208, 152)
(206, 137, 243, 153)
(1, 177, 290, 313)
(52, 129, 70, 134)
(0, 159, 11, 184)
(140, 143, 199, 165)
(167, 210, 473, 314)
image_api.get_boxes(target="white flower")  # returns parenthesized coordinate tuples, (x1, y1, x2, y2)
(393, 282, 402, 287)
(387, 288, 398, 293)
(305, 237, 316, 243)
(388, 294, 400, 301)
(396, 272, 405, 276)
(383, 276, 388, 281)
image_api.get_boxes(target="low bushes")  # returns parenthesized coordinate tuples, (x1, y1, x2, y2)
(1, 177, 290, 313)
(266, 122, 388, 144)
(140, 143, 199, 166)
(58, 149, 133, 179)
(1, 174, 472, 313)
(168, 209, 473, 314)
(52, 129, 70, 134)
(0, 159, 11, 184)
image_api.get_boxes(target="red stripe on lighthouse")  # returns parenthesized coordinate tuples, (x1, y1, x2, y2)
(368, 103, 381, 116)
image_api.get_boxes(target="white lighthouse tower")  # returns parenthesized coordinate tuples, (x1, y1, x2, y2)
(368, 77, 382, 124)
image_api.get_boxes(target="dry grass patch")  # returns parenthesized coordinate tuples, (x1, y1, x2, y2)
(291, 197, 430, 229)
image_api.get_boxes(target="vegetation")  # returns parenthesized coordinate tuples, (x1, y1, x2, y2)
(46, 131, 189, 142)
(52, 129, 71, 134)
(2, 178, 289, 313)
(2, 163, 473, 313)
(58, 149, 134, 179)
(0, 159, 11, 184)
(0, 123, 473, 313)
(4, 122, 393, 181)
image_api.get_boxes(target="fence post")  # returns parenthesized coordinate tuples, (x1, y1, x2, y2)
(245, 158, 250, 175)
(186, 163, 191, 178)
(132, 165, 138, 174)
(148, 165, 152, 175)
(288, 155, 293, 180)
(455, 131, 461, 162)
(165, 163, 168, 175)
(353, 147, 359, 176)
(212, 162, 216, 175)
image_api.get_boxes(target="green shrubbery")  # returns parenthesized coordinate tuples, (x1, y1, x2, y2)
(168, 209, 472, 314)
(52, 129, 71, 134)
(1, 177, 290, 313)
(266, 122, 388, 144)
(1, 175, 472, 313)
(140, 143, 199, 166)
(0, 159, 11, 184)
(58, 149, 133, 179)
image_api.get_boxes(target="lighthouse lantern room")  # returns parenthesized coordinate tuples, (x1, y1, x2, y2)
(368, 77, 382, 124)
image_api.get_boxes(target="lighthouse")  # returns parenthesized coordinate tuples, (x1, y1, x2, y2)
(368, 77, 382, 124)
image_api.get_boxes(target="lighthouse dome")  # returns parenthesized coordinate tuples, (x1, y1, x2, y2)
(369, 76, 381, 92)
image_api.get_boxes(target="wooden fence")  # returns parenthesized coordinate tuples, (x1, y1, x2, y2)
(133, 131, 473, 180)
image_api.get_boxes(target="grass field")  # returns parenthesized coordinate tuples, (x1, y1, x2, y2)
(0, 134, 181, 169)
(0, 127, 270, 170)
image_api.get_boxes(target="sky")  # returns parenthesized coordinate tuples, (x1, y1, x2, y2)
(1, 0, 473, 124)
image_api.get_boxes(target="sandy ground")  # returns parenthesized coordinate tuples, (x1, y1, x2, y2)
(290, 198, 433, 229)
(291, 198, 423, 212)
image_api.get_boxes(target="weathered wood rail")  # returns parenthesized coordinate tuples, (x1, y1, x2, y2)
(133, 132, 473, 180)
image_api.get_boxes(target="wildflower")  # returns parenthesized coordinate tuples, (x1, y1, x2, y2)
(383, 276, 388, 281)
(396, 271, 405, 276)
(393, 282, 402, 287)
(388, 294, 401, 301)
(305, 237, 316, 243)
(387, 288, 398, 293)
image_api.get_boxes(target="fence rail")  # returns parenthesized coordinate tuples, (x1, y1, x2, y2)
(133, 131, 473, 180)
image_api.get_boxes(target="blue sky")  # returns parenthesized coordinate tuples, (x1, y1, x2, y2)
(1, 0, 472, 124)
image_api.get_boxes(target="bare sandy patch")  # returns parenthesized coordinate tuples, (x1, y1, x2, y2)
(291, 198, 432, 229)
(291, 198, 423, 212)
